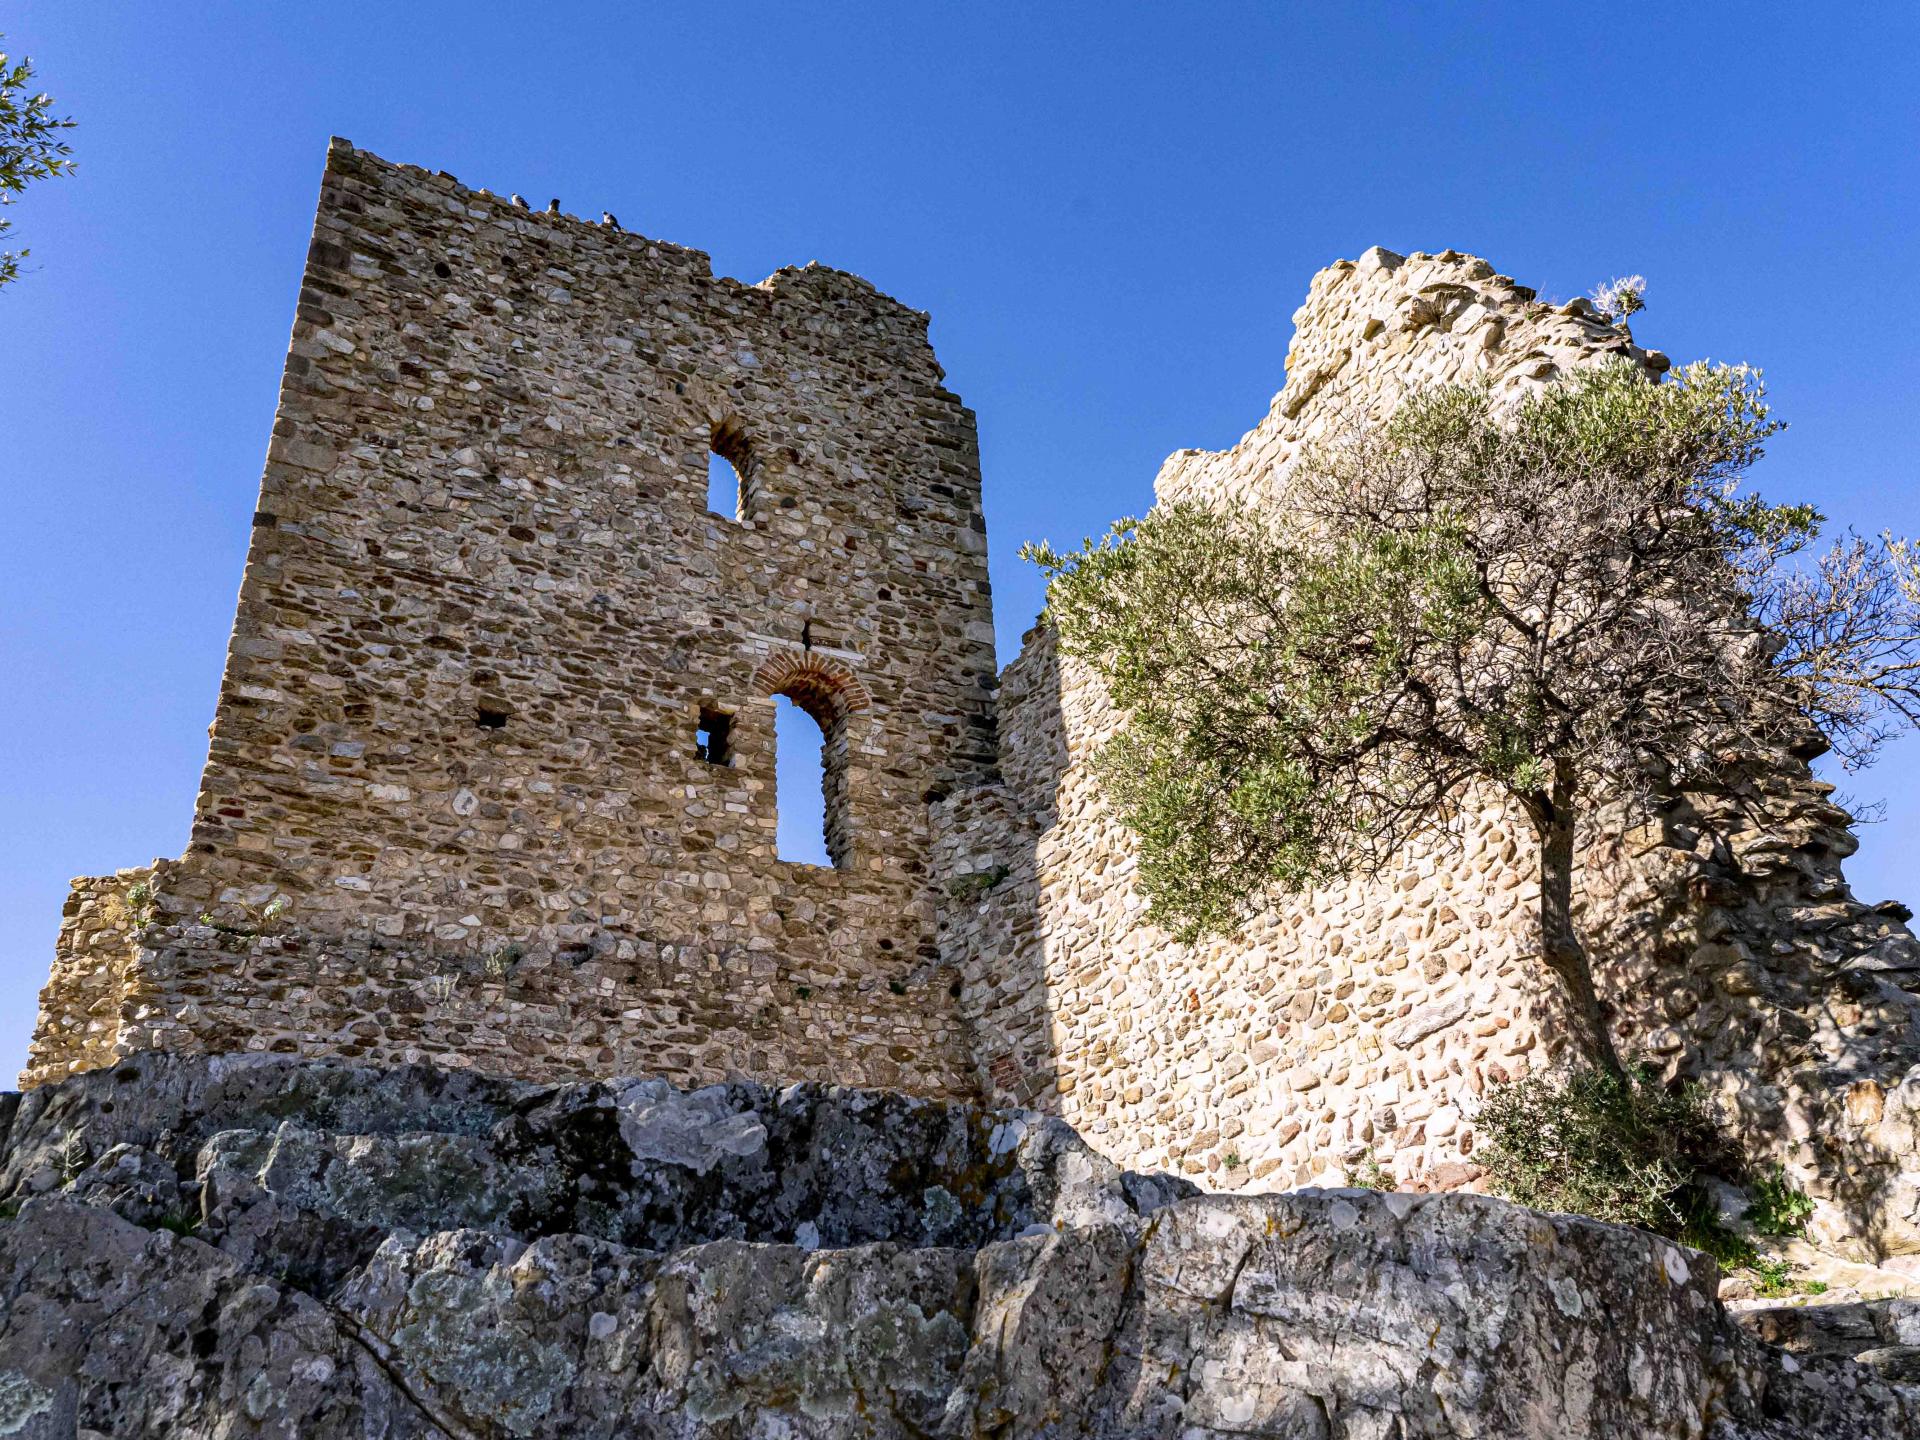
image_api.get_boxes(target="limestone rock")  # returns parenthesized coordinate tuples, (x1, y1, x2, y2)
(3, 1053, 1917, 1437)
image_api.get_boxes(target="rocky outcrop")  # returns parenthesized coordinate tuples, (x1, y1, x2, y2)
(1733, 1296, 1920, 1386)
(2, 1053, 1916, 1438)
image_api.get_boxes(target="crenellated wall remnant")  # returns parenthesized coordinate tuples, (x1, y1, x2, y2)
(29, 864, 164, 1084)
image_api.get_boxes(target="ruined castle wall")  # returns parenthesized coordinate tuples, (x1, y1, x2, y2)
(24, 141, 996, 1096)
(947, 248, 1920, 1259)
(26, 152, 1920, 1260)
(23, 866, 160, 1086)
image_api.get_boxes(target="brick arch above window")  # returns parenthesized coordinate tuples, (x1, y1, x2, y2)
(751, 650, 872, 726)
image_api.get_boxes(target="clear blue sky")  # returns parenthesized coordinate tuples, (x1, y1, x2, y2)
(3, 3, 1915, 1080)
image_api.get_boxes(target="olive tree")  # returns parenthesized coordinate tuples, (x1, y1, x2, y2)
(1, 37, 75, 290)
(1026, 359, 1920, 1075)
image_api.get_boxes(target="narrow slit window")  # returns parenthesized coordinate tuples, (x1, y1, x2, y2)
(695, 707, 732, 766)
(706, 450, 741, 519)
(708, 419, 755, 519)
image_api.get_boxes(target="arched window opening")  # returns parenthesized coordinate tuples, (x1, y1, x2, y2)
(773, 697, 828, 864)
(773, 691, 851, 868)
(754, 650, 866, 870)
(706, 419, 755, 520)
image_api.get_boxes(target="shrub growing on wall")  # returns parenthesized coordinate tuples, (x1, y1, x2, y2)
(1475, 1065, 1723, 1238)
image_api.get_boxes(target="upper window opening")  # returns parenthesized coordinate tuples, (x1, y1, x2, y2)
(706, 450, 741, 520)
(707, 419, 755, 520)
(696, 707, 733, 766)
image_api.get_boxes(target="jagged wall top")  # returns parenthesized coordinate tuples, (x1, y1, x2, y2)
(1157, 245, 1670, 511)
(947, 241, 1920, 1268)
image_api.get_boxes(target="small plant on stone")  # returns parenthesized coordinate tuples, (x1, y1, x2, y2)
(197, 892, 289, 939)
(1476, 1063, 1725, 1239)
(1746, 1256, 1828, 1299)
(55, 1125, 88, 1188)
(481, 943, 524, 981)
(1747, 1166, 1816, 1237)
(155, 1207, 202, 1238)
(1223, 1149, 1242, 1170)
(947, 865, 1010, 900)
(1748, 1256, 1792, 1296)
(1588, 274, 1647, 323)
(1343, 1150, 1392, 1191)
(1676, 1185, 1757, 1268)
(121, 881, 155, 928)
(1669, 1177, 1833, 1291)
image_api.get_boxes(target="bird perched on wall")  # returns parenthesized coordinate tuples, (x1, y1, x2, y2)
(546, 198, 561, 214)
(602, 212, 622, 230)
(510, 194, 529, 209)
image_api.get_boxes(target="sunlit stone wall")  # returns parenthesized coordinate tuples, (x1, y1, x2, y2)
(942, 248, 1920, 1263)
(26, 140, 998, 1096)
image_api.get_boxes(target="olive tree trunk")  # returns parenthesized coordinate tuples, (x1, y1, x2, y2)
(1523, 770, 1625, 1079)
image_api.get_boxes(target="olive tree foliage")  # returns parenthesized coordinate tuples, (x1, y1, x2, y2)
(0, 38, 75, 290)
(1025, 359, 1920, 1075)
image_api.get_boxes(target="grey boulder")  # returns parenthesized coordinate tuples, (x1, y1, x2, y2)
(0, 1051, 1914, 1438)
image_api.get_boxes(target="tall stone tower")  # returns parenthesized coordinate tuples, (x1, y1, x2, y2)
(26, 140, 998, 1093)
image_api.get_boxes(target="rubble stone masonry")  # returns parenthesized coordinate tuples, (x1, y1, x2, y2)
(27, 140, 996, 1096)
(27, 149, 1920, 1261)
(937, 247, 1920, 1265)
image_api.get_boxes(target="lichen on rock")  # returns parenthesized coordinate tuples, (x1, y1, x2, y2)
(2, 1052, 1916, 1437)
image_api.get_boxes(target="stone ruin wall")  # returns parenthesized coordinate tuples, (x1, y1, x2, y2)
(24, 140, 998, 1098)
(26, 865, 160, 1084)
(941, 247, 1920, 1262)
(24, 148, 1920, 1262)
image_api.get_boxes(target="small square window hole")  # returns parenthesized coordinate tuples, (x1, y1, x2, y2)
(696, 708, 733, 765)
